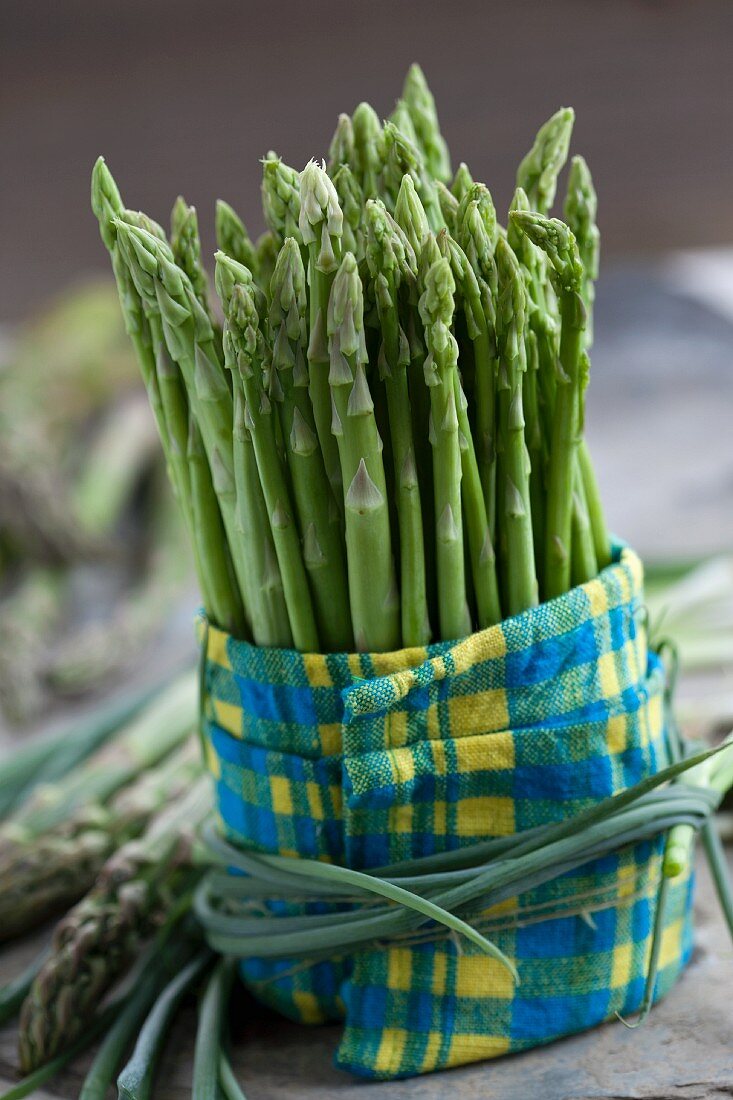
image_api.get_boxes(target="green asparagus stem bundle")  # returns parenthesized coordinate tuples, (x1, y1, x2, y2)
(95, 64, 611, 651)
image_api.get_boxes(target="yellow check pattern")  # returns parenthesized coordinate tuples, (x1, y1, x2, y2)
(202, 546, 694, 1079)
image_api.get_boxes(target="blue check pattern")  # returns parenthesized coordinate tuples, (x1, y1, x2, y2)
(201, 546, 694, 1079)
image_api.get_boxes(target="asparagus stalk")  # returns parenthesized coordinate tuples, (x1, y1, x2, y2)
(91, 161, 185, 525)
(18, 779, 209, 1070)
(299, 160, 346, 509)
(380, 122, 444, 232)
(351, 102, 383, 198)
(327, 112, 355, 176)
(215, 199, 258, 273)
(0, 743, 200, 943)
(401, 63, 452, 184)
(113, 218, 253, 630)
(419, 257, 470, 639)
(450, 162, 474, 201)
(436, 229, 501, 627)
(187, 414, 245, 635)
(170, 197, 215, 323)
(365, 199, 430, 646)
(328, 252, 400, 651)
(510, 212, 586, 599)
(456, 185, 500, 532)
(261, 152, 303, 246)
(232, 382, 293, 648)
(564, 155, 611, 570)
(332, 164, 365, 258)
(220, 257, 321, 651)
(516, 107, 575, 215)
(0, 671, 196, 848)
(495, 237, 539, 615)
(0, 677, 169, 821)
(269, 238, 353, 650)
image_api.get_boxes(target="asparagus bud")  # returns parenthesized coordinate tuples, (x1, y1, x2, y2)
(450, 162, 474, 201)
(332, 164, 365, 258)
(170, 197, 213, 319)
(564, 155, 600, 344)
(436, 180, 459, 233)
(394, 173, 430, 257)
(380, 122, 443, 231)
(262, 152, 302, 244)
(351, 102, 383, 197)
(327, 112, 355, 175)
(401, 63, 452, 183)
(388, 98, 420, 148)
(215, 199, 258, 273)
(516, 107, 575, 216)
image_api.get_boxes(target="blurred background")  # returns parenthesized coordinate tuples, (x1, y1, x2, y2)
(3, 0, 733, 317)
(1, 0, 732, 728)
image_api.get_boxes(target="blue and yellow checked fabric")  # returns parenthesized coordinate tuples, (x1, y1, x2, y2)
(202, 546, 694, 1079)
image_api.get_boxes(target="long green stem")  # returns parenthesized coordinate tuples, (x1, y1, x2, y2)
(270, 239, 352, 651)
(328, 253, 400, 651)
(222, 265, 320, 651)
(420, 258, 470, 639)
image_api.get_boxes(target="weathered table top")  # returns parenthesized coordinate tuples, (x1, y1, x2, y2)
(2, 258, 733, 1097)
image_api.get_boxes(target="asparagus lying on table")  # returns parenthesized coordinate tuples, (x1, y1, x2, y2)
(0, 741, 200, 941)
(94, 63, 611, 653)
(18, 778, 210, 1071)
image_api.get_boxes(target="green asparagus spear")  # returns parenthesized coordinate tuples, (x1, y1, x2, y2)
(18, 781, 208, 1070)
(365, 199, 430, 646)
(495, 237, 538, 614)
(419, 257, 470, 639)
(380, 122, 444, 232)
(401, 63, 452, 183)
(215, 199, 258, 273)
(450, 162, 474, 201)
(221, 258, 320, 651)
(261, 152, 302, 246)
(269, 238, 353, 650)
(332, 164, 365, 259)
(564, 155, 611, 570)
(299, 159, 346, 508)
(327, 112, 355, 176)
(328, 252, 400, 651)
(351, 102, 384, 198)
(170, 197, 215, 322)
(113, 218, 254, 629)
(516, 107, 575, 215)
(435, 229, 501, 628)
(510, 211, 585, 599)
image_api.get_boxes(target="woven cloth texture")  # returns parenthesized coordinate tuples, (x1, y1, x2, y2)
(201, 546, 694, 1079)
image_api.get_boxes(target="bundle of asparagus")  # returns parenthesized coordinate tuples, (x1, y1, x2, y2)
(93, 64, 610, 654)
